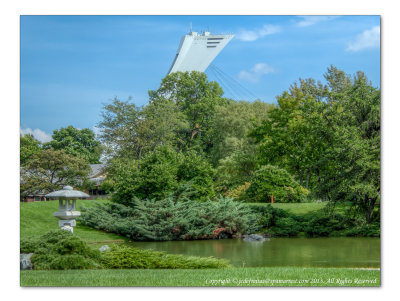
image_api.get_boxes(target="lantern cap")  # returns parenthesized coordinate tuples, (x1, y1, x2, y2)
(45, 186, 89, 199)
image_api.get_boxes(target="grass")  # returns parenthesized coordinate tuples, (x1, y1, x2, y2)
(246, 202, 327, 215)
(20, 267, 380, 287)
(20, 199, 127, 244)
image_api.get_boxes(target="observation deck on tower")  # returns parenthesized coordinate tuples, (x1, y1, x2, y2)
(168, 31, 234, 74)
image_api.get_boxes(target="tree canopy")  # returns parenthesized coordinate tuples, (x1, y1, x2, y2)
(44, 125, 102, 164)
(20, 134, 41, 166)
(20, 149, 90, 198)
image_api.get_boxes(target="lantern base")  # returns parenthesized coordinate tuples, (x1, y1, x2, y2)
(58, 219, 76, 227)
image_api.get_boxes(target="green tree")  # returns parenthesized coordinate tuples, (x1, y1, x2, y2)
(245, 165, 309, 203)
(177, 151, 215, 200)
(20, 134, 41, 166)
(251, 66, 380, 223)
(20, 149, 90, 198)
(109, 146, 182, 203)
(149, 71, 226, 152)
(250, 87, 326, 189)
(44, 126, 101, 164)
(138, 98, 189, 154)
(109, 147, 216, 203)
(98, 97, 189, 161)
(97, 98, 142, 159)
(209, 100, 272, 166)
(313, 70, 380, 223)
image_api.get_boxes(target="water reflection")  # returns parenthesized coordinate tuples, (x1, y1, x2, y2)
(132, 237, 380, 268)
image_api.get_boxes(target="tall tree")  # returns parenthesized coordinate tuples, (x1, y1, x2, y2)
(251, 66, 380, 223)
(98, 98, 142, 160)
(314, 70, 380, 223)
(20, 134, 41, 166)
(149, 71, 226, 152)
(209, 100, 272, 166)
(20, 149, 90, 198)
(44, 125, 102, 164)
(98, 97, 188, 161)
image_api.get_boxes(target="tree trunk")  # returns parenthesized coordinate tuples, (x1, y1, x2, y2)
(297, 166, 303, 186)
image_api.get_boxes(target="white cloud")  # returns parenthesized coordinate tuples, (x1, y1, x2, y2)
(346, 26, 380, 52)
(20, 128, 52, 143)
(296, 16, 338, 27)
(238, 63, 275, 83)
(236, 25, 281, 42)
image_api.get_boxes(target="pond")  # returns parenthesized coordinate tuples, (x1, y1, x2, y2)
(132, 237, 380, 268)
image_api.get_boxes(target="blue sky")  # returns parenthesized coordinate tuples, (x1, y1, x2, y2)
(20, 15, 380, 142)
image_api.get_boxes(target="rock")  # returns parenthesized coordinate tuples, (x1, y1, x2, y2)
(99, 245, 110, 252)
(20, 253, 33, 270)
(243, 234, 270, 242)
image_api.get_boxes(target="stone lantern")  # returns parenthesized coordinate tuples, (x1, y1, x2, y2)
(45, 186, 89, 233)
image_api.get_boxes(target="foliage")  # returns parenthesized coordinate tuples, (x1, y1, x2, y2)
(44, 125, 102, 164)
(177, 150, 215, 200)
(20, 149, 90, 198)
(20, 134, 41, 166)
(97, 98, 142, 159)
(149, 71, 226, 152)
(98, 72, 225, 161)
(247, 203, 380, 237)
(100, 245, 231, 269)
(225, 182, 251, 200)
(250, 66, 380, 223)
(245, 165, 309, 203)
(21, 230, 101, 270)
(209, 100, 272, 165)
(79, 196, 260, 241)
(107, 146, 215, 202)
(214, 146, 258, 193)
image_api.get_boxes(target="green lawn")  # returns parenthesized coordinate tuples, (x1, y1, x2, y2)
(20, 199, 127, 244)
(20, 267, 380, 287)
(246, 202, 328, 215)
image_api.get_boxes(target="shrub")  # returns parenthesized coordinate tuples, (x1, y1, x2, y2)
(225, 182, 251, 200)
(79, 196, 260, 241)
(20, 230, 101, 270)
(302, 212, 351, 237)
(343, 222, 380, 237)
(247, 204, 301, 237)
(246, 204, 379, 238)
(100, 245, 231, 269)
(245, 165, 309, 203)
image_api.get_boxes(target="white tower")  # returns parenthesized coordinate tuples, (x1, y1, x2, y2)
(168, 31, 234, 74)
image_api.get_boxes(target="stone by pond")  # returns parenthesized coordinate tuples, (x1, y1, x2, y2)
(132, 237, 380, 268)
(20, 253, 33, 270)
(242, 234, 270, 242)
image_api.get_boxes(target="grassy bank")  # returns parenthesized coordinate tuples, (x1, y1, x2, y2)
(20, 267, 380, 287)
(255, 202, 327, 215)
(20, 199, 126, 244)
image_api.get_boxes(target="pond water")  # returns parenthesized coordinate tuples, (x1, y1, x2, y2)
(132, 237, 380, 268)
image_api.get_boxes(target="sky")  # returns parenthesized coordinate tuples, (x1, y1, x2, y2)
(20, 15, 380, 142)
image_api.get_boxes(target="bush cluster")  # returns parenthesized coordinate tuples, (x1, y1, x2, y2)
(20, 230, 101, 270)
(100, 245, 231, 269)
(79, 196, 260, 241)
(247, 204, 380, 237)
(21, 230, 232, 270)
